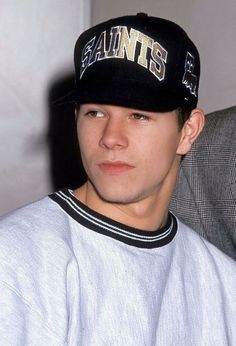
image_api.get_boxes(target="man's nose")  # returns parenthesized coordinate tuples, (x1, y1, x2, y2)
(99, 117, 128, 150)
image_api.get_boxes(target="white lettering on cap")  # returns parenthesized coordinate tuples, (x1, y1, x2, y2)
(80, 26, 168, 81)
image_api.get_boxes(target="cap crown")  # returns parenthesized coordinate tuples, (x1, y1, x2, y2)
(58, 13, 200, 111)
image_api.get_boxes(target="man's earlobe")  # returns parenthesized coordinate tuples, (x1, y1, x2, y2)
(177, 108, 205, 155)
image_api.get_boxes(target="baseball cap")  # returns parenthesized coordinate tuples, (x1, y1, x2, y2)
(55, 13, 200, 112)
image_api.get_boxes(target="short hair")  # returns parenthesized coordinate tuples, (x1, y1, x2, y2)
(176, 106, 194, 129)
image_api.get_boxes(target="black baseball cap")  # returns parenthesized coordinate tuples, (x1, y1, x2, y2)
(55, 13, 200, 112)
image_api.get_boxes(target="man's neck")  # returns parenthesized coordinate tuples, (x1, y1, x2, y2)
(74, 182, 171, 232)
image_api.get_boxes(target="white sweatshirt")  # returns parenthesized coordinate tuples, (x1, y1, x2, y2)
(0, 189, 235, 345)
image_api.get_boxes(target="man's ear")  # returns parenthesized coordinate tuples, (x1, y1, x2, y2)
(176, 108, 205, 155)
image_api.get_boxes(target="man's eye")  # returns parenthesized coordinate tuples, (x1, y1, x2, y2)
(131, 113, 150, 121)
(86, 110, 104, 118)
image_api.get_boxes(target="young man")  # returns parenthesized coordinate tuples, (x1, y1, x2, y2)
(0, 13, 236, 345)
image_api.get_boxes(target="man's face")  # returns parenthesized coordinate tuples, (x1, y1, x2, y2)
(77, 104, 183, 206)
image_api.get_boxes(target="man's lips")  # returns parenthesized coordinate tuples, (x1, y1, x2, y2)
(98, 162, 135, 173)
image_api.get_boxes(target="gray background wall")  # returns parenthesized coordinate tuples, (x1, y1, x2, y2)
(0, 0, 90, 215)
(1, 0, 235, 215)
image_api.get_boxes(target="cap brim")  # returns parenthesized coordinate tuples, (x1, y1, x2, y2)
(52, 79, 193, 112)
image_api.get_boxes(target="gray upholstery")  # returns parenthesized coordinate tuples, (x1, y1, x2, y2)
(170, 106, 236, 260)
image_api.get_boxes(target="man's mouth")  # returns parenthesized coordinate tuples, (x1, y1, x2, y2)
(98, 161, 135, 174)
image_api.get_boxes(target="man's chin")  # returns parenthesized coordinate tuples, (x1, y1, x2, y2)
(95, 190, 130, 205)
(91, 183, 144, 206)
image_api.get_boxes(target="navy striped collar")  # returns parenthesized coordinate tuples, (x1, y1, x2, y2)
(49, 189, 177, 249)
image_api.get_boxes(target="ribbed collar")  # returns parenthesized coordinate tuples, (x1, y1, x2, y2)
(49, 189, 177, 249)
